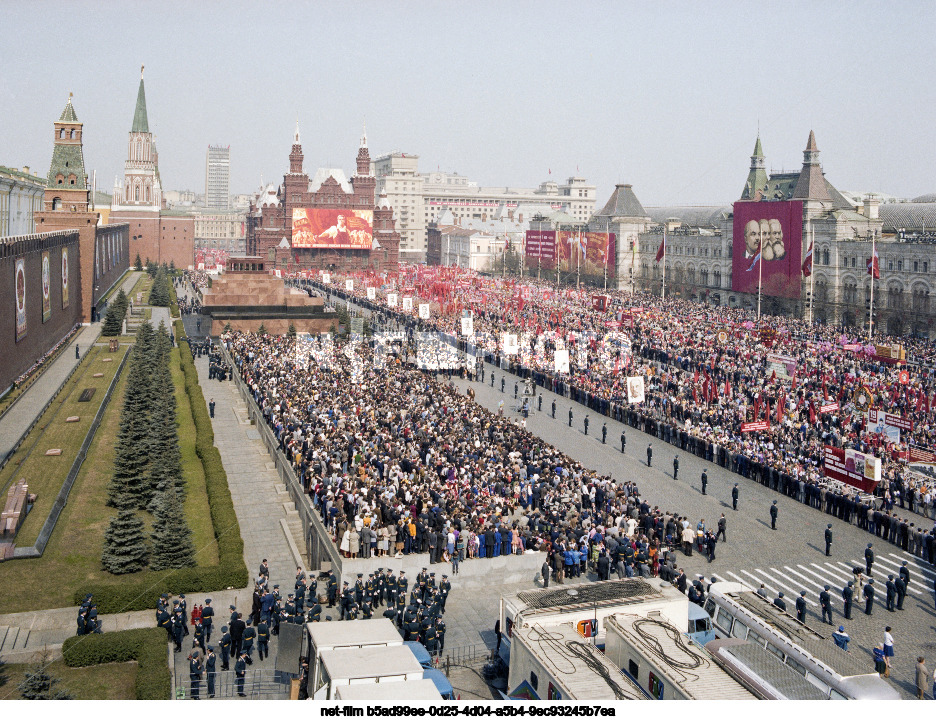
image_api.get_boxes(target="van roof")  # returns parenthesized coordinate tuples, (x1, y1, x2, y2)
(320, 645, 423, 680)
(307, 618, 402, 650)
(335, 679, 442, 701)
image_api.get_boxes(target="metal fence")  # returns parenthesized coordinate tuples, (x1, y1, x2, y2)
(221, 344, 343, 577)
(175, 668, 293, 700)
(444, 642, 495, 669)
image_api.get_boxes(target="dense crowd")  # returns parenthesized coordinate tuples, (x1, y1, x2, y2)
(309, 267, 936, 514)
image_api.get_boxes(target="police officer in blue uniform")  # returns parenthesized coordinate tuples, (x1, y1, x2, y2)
(795, 591, 807, 623)
(824, 524, 833, 556)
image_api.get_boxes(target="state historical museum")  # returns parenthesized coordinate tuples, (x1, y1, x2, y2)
(245, 124, 400, 273)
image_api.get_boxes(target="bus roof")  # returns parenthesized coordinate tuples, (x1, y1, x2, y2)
(307, 618, 402, 650)
(335, 679, 442, 701)
(320, 645, 423, 681)
(707, 638, 827, 700)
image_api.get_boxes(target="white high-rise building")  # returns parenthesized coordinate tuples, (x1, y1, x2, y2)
(374, 151, 596, 262)
(205, 145, 230, 209)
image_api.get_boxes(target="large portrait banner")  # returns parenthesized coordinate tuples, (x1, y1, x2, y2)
(732, 200, 803, 299)
(15, 257, 26, 342)
(292, 208, 374, 249)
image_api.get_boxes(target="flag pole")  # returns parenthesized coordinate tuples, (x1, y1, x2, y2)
(808, 220, 815, 323)
(661, 229, 666, 301)
(757, 224, 763, 320)
(576, 229, 581, 289)
(868, 232, 876, 340)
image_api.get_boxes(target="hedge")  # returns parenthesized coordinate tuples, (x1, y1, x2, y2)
(62, 627, 171, 700)
(72, 322, 247, 611)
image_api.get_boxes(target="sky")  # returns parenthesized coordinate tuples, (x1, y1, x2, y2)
(2, 1, 933, 207)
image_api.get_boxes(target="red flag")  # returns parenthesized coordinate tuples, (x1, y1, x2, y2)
(777, 394, 784, 424)
(694, 369, 700, 384)
(822, 381, 829, 401)
(655, 234, 666, 263)
(867, 247, 880, 278)
(770, 370, 777, 383)
(802, 239, 814, 277)
(765, 400, 771, 428)
(724, 379, 731, 399)
(809, 401, 817, 425)
(754, 395, 761, 420)
(916, 391, 925, 413)
(791, 369, 797, 390)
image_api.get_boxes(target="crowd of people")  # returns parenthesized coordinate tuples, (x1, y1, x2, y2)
(302, 268, 936, 518)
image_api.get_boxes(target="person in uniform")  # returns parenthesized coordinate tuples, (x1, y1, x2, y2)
(424, 620, 439, 656)
(326, 571, 338, 608)
(193, 618, 206, 653)
(620, 428, 626, 453)
(501, 377, 505, 393)
(773, 591, 786, 611)
(716, 514, 726, 542)
(172, 610, 185, 652)
(354, 574, 365, 605)
(701, 470, 708, 495)
(886, 575, 897, 612)
(439, 575, 451, 612)
(219, 625, 232, 670)
(673, 455, 679, 480)
(825, 524, 833, 556)
(362, 599, 373, 620)
(601, 422, 607, 444)
(309, 600, 322, 622)
(842, 581, 854, 620)
(178, 594, 189, 636)
(731, 483, 739, 511)
(205, 646, 217, 698)
(257, 619, 270, 661)
(436, 617, 447, 653)
(201, 599, 214, 643)
(795, 591, 807, 623)
(584, 414, 590, 435)
(864, 578, 875, 615)
(820, 585, 833, 624)
(339, 581, 352, 620)
(865, 543, 875, 576)
(386, 571, 398, 607)
(552, 399, 556, 419)
(230, 612, 246, 658)
(895, 574, 907, 611)
(235, 652, 248, 696)
(568, 408, 574, 427)
(646, 443, 653, 467)
(241, 619, 256, 664)
(188, 648, 203, 699)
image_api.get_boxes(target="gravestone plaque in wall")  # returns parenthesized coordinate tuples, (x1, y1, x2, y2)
(78, 388, 96, 402)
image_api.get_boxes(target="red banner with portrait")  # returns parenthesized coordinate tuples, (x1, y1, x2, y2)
(732, 201, 803, 299)
(292, 208, 373, 249)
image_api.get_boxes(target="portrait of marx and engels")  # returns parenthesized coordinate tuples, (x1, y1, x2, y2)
(743, 218, 786, 261)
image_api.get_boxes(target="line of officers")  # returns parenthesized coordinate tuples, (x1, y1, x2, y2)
(768, 550, 916, 626)
(327, 567, 452, 655)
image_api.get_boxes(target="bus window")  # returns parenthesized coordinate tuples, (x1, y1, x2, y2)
(785, 656, 807, 677)
(730, 620, 748, 640)
(829, 688, 847, 700)
(748, 630, 766, 648)
(704, 599, 716, 616)
(765, 643, 785, 661)
(716, 608, 733, 633)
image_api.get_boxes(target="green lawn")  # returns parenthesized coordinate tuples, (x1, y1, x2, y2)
(0, 343, 218, 611)
(128, 273, 153, 305)
(0, 659, 138, 701)
(0, 344, 129, 546)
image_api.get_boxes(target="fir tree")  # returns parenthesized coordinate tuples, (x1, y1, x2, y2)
(101, 303, 124, 337)
(146, 259, 158, 277)
(18, 665, 72, 700)
(287, 322, 297, 338)
(145, 324, 182, 507)
(101, 510, 149, 574)
(134, 253, 143, 271)
(257, 323, 267, 335)
(223, 322, 233, 335)
(106, 323, 155, 509)
(149, 487, 195, 570)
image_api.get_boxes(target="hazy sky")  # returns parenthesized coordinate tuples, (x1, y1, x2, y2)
(2, 1, 933, 207)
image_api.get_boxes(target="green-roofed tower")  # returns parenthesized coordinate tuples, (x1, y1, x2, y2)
(740, 134, 769, 201)
(112, 65, 161, 210)
(46, 92, 89, 209)
(131, 67, 149, 133)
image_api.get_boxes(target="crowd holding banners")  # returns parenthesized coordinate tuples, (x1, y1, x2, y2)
(287, 265, 936, 542)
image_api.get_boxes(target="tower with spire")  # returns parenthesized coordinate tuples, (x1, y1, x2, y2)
(351, 120, 375, 204)
(112, 65, 162, 211)
(45, 93, 89, 212)
(792, 130, 831, 204)
(740, 135, 768, 201)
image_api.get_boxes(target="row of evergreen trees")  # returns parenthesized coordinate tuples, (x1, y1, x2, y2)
(101, 289, 129, 337)
(148, 265, 172, 307)
(101, 320, 195, 574)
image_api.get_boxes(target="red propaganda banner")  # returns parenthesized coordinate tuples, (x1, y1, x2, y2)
(909, 445, 936, 464)
(524, 230, 557, 268)
(819, 402, 839, 413)
(292, 208, 373, 249)
(592, 294, 610, 312)
(731, 200, 803, 299)
(605, 320, 621, 329)
(823, 446, 880, 493)
(898, 370, 909, 384)
(556, 232, 616, 273)
(868, 408, 912, 432)
(741, 421, 769, 433)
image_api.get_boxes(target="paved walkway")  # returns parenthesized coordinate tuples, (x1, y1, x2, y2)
(0, 272, 141, 462)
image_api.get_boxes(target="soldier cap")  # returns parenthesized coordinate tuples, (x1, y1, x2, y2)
(824, 585, 830, 590)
